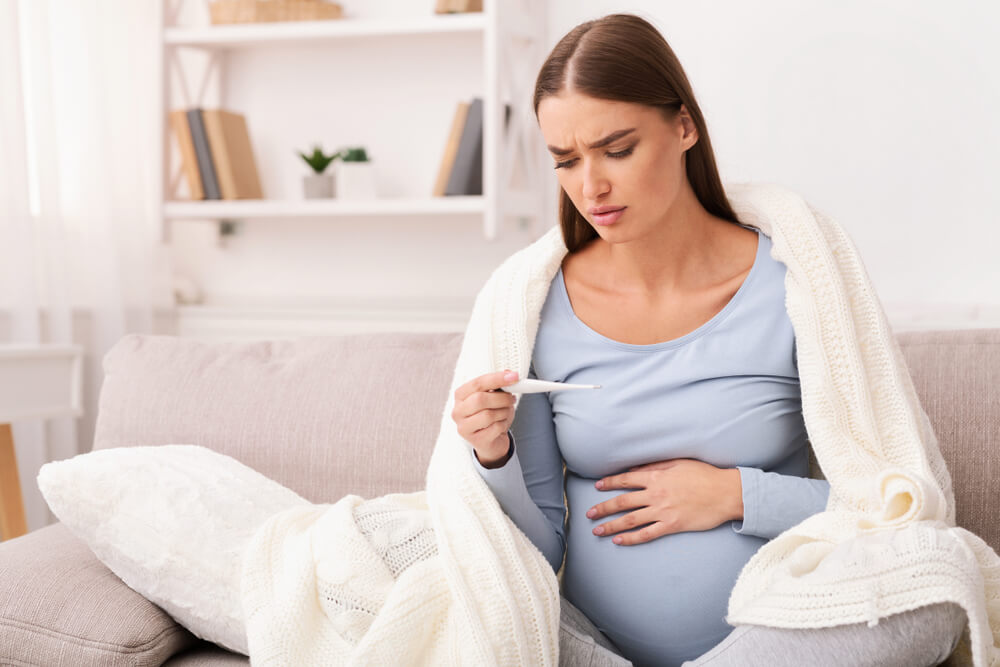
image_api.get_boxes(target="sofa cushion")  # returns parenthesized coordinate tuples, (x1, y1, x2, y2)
(92, 332, 463, 504)
(896, 328, 1000, 554)
(0, 522, 198, 666)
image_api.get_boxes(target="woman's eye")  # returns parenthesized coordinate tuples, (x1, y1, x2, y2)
(553, 146, 635, 170)
(607, 147, 634, 159)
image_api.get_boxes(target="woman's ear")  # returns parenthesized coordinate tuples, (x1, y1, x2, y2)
(678, 104, 698, 151)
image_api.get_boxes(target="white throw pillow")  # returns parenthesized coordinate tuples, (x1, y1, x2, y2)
(36, 444, 311, 656)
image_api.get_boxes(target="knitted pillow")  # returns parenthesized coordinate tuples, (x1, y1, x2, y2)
(36, 444, 311, 656)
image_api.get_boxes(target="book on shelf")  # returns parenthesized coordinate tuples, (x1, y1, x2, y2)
(432, 101, 470, 197)
(202, 109, 264, 199)
(444, 97, 483, 196)
(167, 110, 204, 200)
(436, 97, 511, 197)
(186, 109, 222, 199)
(169, 107, 263, 201)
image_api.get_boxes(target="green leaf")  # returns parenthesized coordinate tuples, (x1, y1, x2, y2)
(296, 144, 340, 174)
(340, 146, 369, 162)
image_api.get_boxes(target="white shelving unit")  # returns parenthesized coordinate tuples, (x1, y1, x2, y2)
(156, 0, 550, 243)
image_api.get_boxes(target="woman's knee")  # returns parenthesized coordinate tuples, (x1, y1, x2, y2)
(916, 601, 966, 664)
(559, 594, 632, 666)
(683, 600, 967, 667)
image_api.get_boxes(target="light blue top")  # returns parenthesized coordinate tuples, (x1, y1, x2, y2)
(471, 226, 830, 667)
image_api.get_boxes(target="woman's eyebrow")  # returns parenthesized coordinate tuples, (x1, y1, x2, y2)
(547, 128, 637, 156)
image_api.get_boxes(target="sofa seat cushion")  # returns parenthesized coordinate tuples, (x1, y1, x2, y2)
(0, 522, 198, 666)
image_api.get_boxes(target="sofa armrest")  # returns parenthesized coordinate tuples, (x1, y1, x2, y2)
(0, 522, 197, 666)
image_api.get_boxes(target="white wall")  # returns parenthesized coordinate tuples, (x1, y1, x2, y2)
(547, 1, 1000, 325)
(171, 0, 1000, 329)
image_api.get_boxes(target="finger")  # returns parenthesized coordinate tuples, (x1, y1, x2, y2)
(470, 419, 508, 444)
(592, 507, 658, 540)
(596, 472, 646, 491)
(587, 489, 647, 521)
(453, 388, 516, 421)
(611, 521, 673, 546)
(454, 370, 519, 403)
(468, 406, 514, 433)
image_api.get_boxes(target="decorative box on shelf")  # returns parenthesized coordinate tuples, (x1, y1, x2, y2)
(210, 0, 344, 25)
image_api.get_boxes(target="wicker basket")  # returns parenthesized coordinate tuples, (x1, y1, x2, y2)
(210, 0, 344, 25)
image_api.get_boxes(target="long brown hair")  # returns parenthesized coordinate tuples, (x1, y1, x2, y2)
(533, 13, 741, 252)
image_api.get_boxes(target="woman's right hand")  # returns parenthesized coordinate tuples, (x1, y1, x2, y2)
(451, 369, 520, 467)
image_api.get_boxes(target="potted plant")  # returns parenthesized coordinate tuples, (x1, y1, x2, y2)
(334, 146, 376, 200)
(296, 144, 340, 198)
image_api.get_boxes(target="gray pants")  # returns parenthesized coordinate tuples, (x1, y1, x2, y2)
(558, 594, 967, 667)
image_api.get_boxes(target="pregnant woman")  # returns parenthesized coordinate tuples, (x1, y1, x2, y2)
(451, 13, 966, 667)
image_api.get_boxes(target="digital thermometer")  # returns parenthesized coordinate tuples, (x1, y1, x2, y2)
(495, 378, 602, 394)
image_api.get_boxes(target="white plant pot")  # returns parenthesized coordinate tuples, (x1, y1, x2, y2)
(303, 173, 334, 199)
(334, 161, 376, 200)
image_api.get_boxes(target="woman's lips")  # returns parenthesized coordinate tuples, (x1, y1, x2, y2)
(593, 207, 625, 226)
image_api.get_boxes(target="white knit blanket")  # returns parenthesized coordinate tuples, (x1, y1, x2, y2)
(240, 182, 1000, 666)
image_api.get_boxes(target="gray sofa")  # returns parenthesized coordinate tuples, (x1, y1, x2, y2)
(1, 329, 996, 666)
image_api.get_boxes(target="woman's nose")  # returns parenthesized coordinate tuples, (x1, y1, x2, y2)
(581, 161, 609, 200)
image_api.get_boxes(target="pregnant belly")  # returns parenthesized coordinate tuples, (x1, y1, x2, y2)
(562, 475, 769, 667)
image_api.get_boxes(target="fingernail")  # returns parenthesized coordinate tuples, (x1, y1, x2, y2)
(612, 536, 622, 544)
(593, 526, 605, 535)
(586, 509, 596, 518)
(504, 371, 518, 381)
(595, 480, 604, 489)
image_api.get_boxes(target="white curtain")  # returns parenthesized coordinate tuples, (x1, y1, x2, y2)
(0, 0, 174, 533)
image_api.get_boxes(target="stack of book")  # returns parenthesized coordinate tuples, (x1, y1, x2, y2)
(433, 98, 510, 197)
(169, 108, 264, 200)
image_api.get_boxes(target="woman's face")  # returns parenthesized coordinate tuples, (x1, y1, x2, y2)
(537, 90, 698, 241)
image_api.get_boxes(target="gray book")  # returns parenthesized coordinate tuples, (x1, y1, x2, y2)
(444, 99, 512, 196)
(445, 97, 483, 196)
(187, 108, 221, 200)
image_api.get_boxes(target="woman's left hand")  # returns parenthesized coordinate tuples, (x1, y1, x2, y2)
(586, 459, 743, 546)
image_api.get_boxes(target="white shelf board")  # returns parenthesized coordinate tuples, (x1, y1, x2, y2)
(164, 196, 485, 220)
(165, 14, 486, 49)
